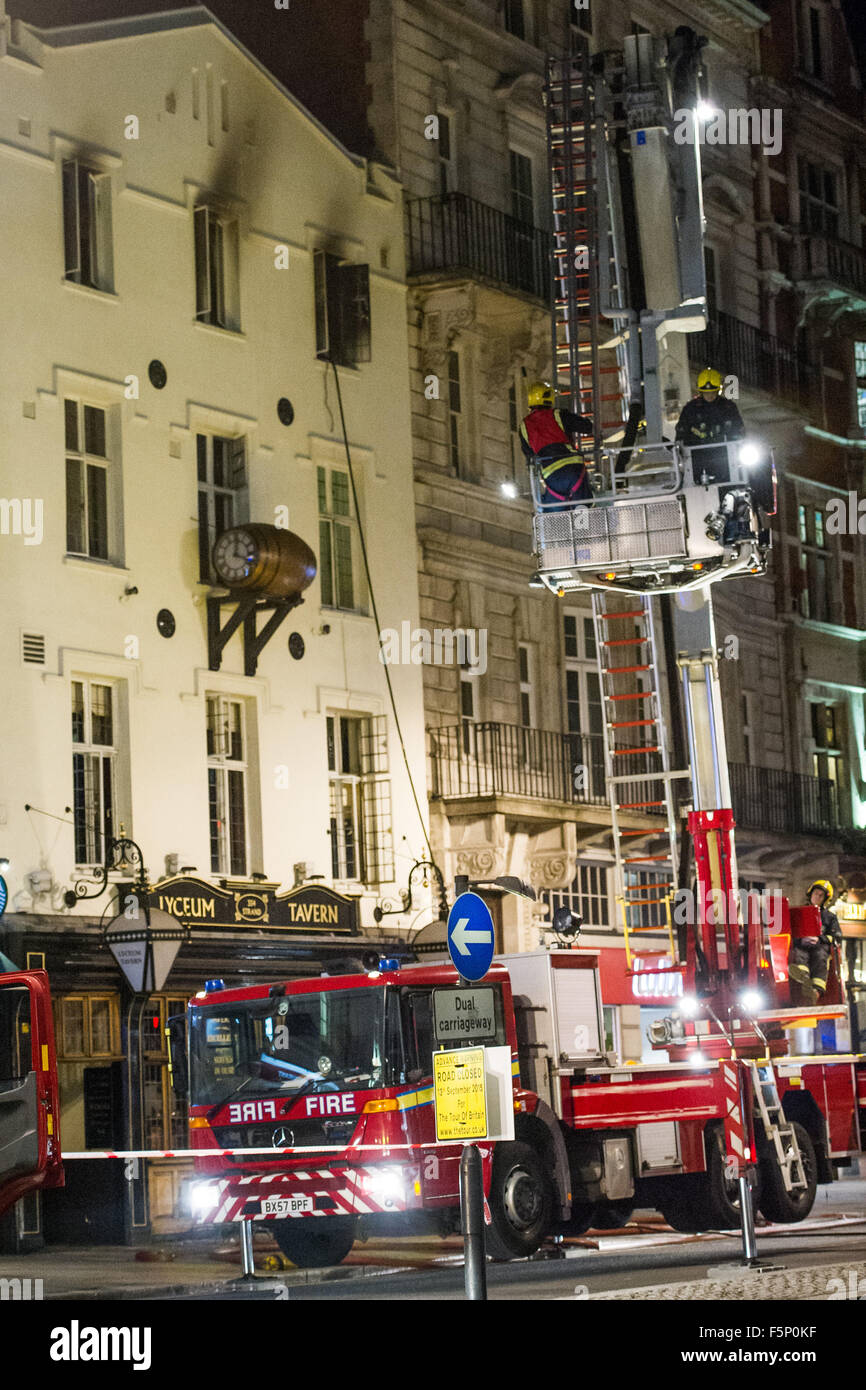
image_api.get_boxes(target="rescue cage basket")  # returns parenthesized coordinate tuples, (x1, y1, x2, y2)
(530, 440, 775, 594)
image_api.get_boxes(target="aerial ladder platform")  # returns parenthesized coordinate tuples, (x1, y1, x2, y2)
(536, 28, 845, 1206)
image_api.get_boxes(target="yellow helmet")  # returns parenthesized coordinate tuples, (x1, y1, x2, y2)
(697, 367, 722, 392)
(528, 381, 555, 409)
(806, 878, 834, 903)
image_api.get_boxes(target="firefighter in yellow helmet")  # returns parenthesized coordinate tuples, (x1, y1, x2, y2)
(788, 879, 843, 1002)
(675, 368, 745, 449)
(520, 382, 594, 509)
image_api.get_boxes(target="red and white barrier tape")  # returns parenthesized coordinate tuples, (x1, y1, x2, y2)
(60, 1144, 418, 1160)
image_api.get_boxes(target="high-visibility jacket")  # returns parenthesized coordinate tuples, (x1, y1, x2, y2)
(519, 407, 592, 461)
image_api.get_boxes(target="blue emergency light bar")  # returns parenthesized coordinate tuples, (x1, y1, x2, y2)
(378, 957, 400, 972)
(204, 977, 225, 993)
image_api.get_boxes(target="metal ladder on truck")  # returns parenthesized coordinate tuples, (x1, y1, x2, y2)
(748, 1061, 808, 1195)
(546, 53, 631, 459)
(590, 592, 690, 971)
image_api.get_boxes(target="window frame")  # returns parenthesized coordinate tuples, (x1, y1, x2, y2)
(314, 249, 371, 368)
(543, 862, 612, 933)
(62, 158, 114, 293)
(509, 148, 535, 228)
(206, 694, 249, 878)
(437, 111, 457, 196)
(196, 432, 248, 584)
(797, 0, 831, 84)
(798, 158, 840, 239)
(317, 464, 364, 613)
(796, 502, 831, 623)
(64, 397, 116, 563)
(57, 993, 121, 1059)
(71, 677, 120, 869)
(502, 0, 535, 44)
(854, 340, 866, 431)
(194, 204, 241, 331)
(326, 712, 393, 886)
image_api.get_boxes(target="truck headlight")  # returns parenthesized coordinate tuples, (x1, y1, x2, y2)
(739, 443, 761, 467)
(190, 1183, 219, 1212)
(366, 1169, 404, 1199)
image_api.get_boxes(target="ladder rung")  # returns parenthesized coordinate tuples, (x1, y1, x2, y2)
(612, 746, 660, 756)
(605, 692, 655, 701)
(602, 664, 651, 675)
(609, 719, 656, 728)
(597, 610, 647, 620)
(623, 897, 669, 906)
(618, 800, 665, 808)
(625, 854, 673, 863)
(627, 925, 671, 934)
(621, 882, 674, 893)
(603, 639, 647, 647)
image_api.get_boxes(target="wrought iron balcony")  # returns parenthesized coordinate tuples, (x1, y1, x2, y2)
(428, 722, 606, 805)
(795, 232, 866, 300)
(429, 724, 845, 840)
(728, 762, 842, 839)
(405, 193, 550, 301)
(686, 309, 815, 409)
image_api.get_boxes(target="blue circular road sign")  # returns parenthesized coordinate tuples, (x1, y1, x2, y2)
(447, 892, 495, 982)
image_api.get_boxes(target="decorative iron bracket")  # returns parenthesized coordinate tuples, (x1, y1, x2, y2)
(207, 592, 304, 676)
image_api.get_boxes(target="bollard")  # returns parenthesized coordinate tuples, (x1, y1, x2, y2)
(460, 1143, 487, 1301)
(738, 1168, 758, 1264)
(239, 1219, 257, 1280)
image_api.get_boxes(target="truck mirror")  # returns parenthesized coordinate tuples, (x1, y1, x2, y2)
(166, 1014, 188, 1098)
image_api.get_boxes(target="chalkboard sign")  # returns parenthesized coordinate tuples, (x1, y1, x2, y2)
(84, 1063, 122, 1150)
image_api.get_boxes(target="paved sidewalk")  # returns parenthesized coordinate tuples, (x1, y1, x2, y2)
(582, 1259, 866, 1301)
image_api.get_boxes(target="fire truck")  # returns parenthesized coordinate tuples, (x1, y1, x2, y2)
(176, 26, 865, 1269)
(0, 970, 63, 1220)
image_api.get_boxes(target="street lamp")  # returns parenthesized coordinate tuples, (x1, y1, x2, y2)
(454, 873, 536, 901)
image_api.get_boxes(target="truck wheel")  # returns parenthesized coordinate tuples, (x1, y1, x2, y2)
(658, 1126, 759, 1232)
(757, 1122, 817, 1224)
(272, 1216, 357, 1268)
(485, 1142, 552, 1261)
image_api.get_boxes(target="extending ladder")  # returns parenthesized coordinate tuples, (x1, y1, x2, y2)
(591, 592, 689, 967)
(546, 55, 630, 456)
(749, 1062, 807, 1193)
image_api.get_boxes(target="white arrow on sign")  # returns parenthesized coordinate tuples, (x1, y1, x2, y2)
(450, 916, 493, 956)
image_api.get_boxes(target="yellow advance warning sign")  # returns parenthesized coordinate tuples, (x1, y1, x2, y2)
(433, 1047, 487, 1142)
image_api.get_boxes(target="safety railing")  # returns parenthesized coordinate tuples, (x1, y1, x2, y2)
(686, 309, 815, 410)
(405, 192, 550, 301)
(428, 723, 607, 805)
(728, 763, 842, 838)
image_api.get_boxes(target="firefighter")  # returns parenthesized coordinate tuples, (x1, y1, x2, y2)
(789, 879, 843, 1002)
(675, 367, 745, 451)
(520, 381, 594, 508)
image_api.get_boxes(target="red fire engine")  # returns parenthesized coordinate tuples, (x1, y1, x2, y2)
(175, 28, 866, 1269)
(0, 970, 64, 1220)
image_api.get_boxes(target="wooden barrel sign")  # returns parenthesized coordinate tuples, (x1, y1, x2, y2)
(212, 524, 317, 599)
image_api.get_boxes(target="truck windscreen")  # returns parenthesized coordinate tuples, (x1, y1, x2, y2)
(190, 989, 386, 1109)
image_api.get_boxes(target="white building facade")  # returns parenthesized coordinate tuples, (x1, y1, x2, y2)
(0, 8, 427, 1243)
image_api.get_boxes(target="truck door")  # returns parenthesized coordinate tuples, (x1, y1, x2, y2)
(0, 971, 63, 1219)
